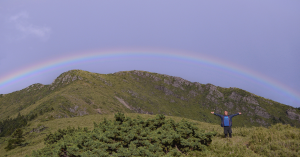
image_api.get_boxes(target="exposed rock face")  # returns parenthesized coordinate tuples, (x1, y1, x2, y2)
(68, 105, 88, 116)
(155, 85, 173, 95)
(206, 95, 218, 104)
(50, 74, 83, 90)
(154, 85, 187, 101)
(172, 77, 191, 89)
(69, 105, 79, 113)
(243, 96, 259, 105)
(224, 102, 234, 109)
(153, 76, 161, 81)
(229, 92, 242, 101)
(132, 70, 146, 77)
(205, 84, 224, 103)
(128, 90, 138, 97)
(97, 76, 112, 86)
(164, 79, 171, 85)
(77, 108, 88, 116)
(286, 109, 300, 121)
(229, 91, 259, 105)
(25, 83, 45, 92)
(188, 90, 198, 97)
(254, 106, 270, 119)
(194, 82, 204, 93)
(207, 84, 224, 98)
(29, 125, 47, 133)
(131, 70, 161, 81)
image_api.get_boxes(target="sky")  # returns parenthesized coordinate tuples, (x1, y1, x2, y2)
(0, 0, 299, 107)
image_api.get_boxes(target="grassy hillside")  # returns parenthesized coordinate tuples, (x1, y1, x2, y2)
(0, 113, 299, 157)
(1, 69, 299, 129)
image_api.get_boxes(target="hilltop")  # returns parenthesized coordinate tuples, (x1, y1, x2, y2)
(0, 69, 300, 128)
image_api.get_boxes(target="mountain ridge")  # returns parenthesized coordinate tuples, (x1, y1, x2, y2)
(0, 69, 300, 128)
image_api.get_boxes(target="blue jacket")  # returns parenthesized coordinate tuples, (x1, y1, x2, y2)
(214, 113, 240, 127)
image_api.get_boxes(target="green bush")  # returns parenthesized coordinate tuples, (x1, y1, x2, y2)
(30, 113, 217, 156)
(4, 128, 25, 151)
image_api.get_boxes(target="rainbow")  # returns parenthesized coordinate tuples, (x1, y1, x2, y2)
(0, 48, 299, 105)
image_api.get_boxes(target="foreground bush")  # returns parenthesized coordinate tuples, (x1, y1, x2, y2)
(29, 113, 216, 157)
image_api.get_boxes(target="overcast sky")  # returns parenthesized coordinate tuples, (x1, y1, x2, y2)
(0, 0, 299, 107)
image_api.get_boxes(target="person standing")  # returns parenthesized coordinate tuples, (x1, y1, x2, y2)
(211, 111, 241, 138)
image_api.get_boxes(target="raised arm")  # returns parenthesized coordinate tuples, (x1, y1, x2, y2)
(211, 112, 222, 118)
(230, 112, 241, 118)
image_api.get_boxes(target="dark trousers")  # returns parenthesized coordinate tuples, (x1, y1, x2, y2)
(224, 126, 232, 138)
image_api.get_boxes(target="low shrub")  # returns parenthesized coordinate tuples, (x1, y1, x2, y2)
(29, 113, 217, 156)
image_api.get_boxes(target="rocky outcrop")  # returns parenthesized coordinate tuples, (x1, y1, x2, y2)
(77, 108, 88, 116)
(97, 76, 112, 86)
(50, 74, 83, 90)
(172, 77, 192, 89)
(205, 84, 224, 103)
(69, 105, 79, 113)
(194, 82, 204, 93)
(154, 85, 187, 101)
(286, 109, 300, 121)
(164, 79, 171, 85)
(130, 70, 161, 81)
(29, 125, 47, 133)
(155, 85, 173, 96)
(206, 95, 218, 104)
(68, 105, 88, 116)
(243, 96, 259, 105)
(207, 84, 224, 98)
(254, 106, 270, 119)
(128, 90, 138, 97)
(229, 91, 259, 105)
(188, 90, 198, 97)
(229, 92, 242, 101)
(224, 102, 234, 109)
(25, 83, 45, 92)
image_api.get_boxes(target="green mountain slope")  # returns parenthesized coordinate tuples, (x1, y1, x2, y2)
(1, 69, 300, 128)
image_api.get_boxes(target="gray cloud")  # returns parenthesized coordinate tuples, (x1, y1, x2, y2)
(9, 12, 51, 41)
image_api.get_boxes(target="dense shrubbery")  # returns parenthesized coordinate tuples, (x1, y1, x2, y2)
(30, 113, 216, 156)
(0, 113, 28, 137)
(4, 128, 25, 151)
(0, 107, 54, 138)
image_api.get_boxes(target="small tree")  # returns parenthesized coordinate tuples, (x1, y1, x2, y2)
(5, 128, 25, 151)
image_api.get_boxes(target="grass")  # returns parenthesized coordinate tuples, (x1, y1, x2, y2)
(0, 113, 299, 157)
